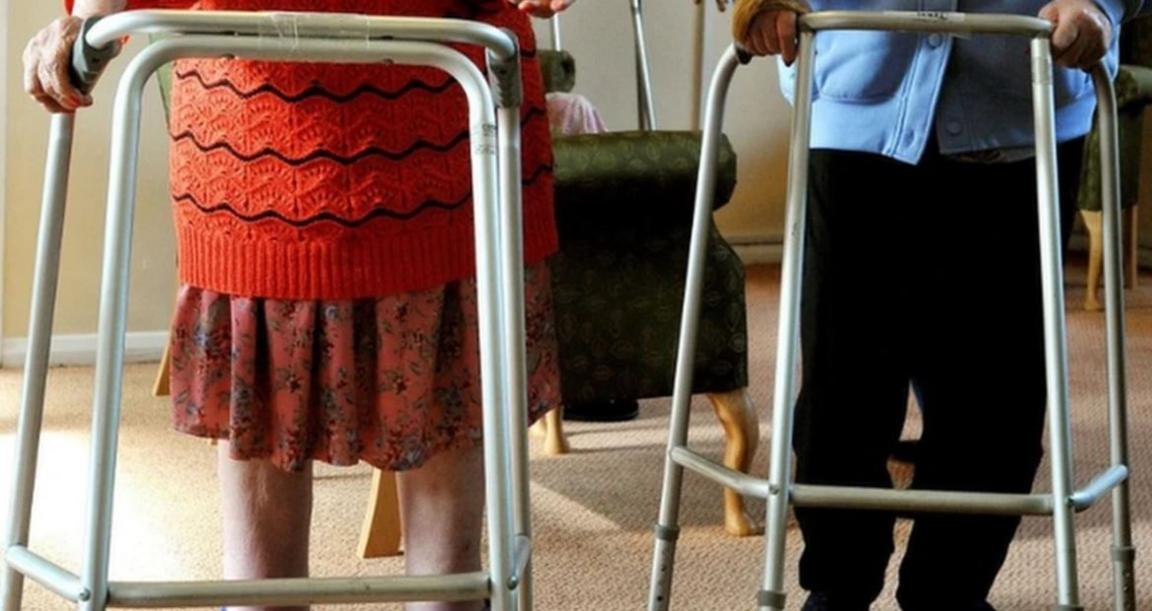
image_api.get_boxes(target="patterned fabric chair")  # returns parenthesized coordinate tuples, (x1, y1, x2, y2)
(541, 52, 757, 537)
(1077, 16, 1152, 309)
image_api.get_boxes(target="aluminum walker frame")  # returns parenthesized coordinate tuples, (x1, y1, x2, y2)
(649, 11, 1136, 611)
(1, 9, 537, 610)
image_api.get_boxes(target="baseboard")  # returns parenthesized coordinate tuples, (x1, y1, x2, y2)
(730, 235, 784, 265)
(1, 331, 168, 368)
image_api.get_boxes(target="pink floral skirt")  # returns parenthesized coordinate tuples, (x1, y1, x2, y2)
(167, 263, 561, 472)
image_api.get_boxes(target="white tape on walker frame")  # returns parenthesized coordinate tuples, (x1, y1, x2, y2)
(885, 10, 972, 38)
(256, 12, 377, 52)
(474, 123, 498, 156)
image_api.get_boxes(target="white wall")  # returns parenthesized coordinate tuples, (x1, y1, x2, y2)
(4, 2, 176, 364)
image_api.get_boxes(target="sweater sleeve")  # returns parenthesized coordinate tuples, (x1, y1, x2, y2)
(1095, 0, 1148, 25)
(65, 0, 195, 13)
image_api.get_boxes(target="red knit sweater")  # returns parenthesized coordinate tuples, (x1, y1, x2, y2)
(70, 0, 557, 300)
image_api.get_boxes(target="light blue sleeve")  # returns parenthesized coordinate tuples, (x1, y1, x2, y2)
(1095, 0, 1149, 23)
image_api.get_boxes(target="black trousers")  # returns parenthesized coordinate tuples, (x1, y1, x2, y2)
(793, 140, 1083, 610)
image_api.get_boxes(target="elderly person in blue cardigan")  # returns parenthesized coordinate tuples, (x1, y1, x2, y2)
(731, 1, 1145, 610)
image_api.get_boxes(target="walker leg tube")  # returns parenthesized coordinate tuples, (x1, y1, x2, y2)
(496, 104, 533, 611)
(79, 52, 158, 611)
(1030, 38, 1082, 611)
(646, 46, 741, 611)
(628, 0, 657, 130)
(758, 31, 815, 611)
(1, 113, 79, 611)
(470, 100, 513, 611)
(1090, 67, 1136, 611)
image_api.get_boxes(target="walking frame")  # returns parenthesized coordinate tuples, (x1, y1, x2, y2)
(1, 9, 536, 610)
(650, 11, 1136, 611)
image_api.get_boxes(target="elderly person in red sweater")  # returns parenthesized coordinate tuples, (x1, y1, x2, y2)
(24, 1, 572, 610)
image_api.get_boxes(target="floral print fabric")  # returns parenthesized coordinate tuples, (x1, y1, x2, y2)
(168, 263, 560, 472)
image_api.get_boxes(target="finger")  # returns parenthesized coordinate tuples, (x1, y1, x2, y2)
(39, 57, 79, 112)
(760, 17, 780, 56)
(34, 92, 70, 114)
(742, 13, 767, 55)
(51, 47, 89, 108)
(1050, 20, 1079, 60)
(1064, 32, 1097, 68)
(777, 11, 798, 65)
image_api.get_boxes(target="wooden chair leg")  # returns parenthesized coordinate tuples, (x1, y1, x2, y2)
(1082, 209, 1104, 311)
(1125, 207, 1139, 289)
(708, 387, 762, 537)
(152, 339, 172, 398)
(530, 406, 570, 455)
(358, 469, 403, 559)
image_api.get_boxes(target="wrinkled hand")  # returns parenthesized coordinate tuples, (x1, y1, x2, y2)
(515, 0, 575, 19)
(732, 0, 810, 65)
(1039, 0, 1112, 70)
(24, 16, 90, 114)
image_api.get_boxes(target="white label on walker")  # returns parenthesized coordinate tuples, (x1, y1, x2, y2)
(882, 11, 970, 39)
(474, 123, 497, 155)
(908, 11, 965, 23)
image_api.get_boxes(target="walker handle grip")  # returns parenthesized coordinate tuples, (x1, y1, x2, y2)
(70, 17, 121, 94)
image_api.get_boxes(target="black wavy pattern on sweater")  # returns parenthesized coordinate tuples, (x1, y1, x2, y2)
(174, 161, 553, 228)
(174, 68, 459, 102)
(171, 105, 546, 166)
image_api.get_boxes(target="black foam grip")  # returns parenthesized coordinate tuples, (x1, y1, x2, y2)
(69, 17, 121, 94)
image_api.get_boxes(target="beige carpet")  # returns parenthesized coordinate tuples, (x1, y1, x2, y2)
(0, 262, 1149, 610)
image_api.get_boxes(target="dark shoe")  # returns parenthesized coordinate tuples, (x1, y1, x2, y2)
(801, 591, 872, 611)
(890, 439, 920, 464)
(562, 398, 639, 422)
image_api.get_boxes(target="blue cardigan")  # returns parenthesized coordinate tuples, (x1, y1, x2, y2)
(778, 0, 1146, 163)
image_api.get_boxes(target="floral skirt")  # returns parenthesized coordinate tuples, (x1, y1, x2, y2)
(167, 263, 560, 472)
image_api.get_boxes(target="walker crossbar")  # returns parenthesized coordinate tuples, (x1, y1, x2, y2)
(2, 11, 535, 611)
(649, 11, 1135, 611)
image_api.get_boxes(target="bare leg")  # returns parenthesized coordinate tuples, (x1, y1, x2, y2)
(217, 442, 313, 611)
(398, 444, 486, 611)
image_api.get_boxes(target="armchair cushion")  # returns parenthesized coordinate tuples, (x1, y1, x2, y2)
(552, 131, 738, 225)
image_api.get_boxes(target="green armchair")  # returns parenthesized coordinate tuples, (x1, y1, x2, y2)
(1077, 16, 1152, 309)
(542, 52, 757, 536)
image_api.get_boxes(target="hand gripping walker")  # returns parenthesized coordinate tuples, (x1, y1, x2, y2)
(1, 10, 537, 610)
(649, 11, 1136, 611)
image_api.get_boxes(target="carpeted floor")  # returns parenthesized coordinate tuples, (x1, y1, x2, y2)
(0, 262, 1149, 610)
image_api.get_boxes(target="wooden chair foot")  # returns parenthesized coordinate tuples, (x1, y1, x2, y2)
(1082, 209, 1104, 311)
(708, 387, 762, 537)
(152, 339, 172, 398)
(535, 406, 570, 456)
(359, 469, 403, 559)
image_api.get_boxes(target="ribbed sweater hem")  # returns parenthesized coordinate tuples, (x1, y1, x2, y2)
(177, 214, 558, 300)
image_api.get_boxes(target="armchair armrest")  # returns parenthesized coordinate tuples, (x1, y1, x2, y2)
(1116, 64, 1152, 109)
(552, 130, 738, 226)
